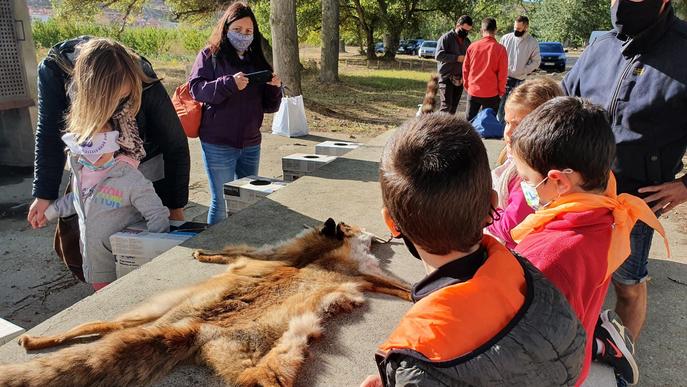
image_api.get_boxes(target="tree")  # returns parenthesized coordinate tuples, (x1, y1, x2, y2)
(347, 0, 381, 60)
(320, 0, 340, 82)
(271, 0, 303, 95)
(531, 0, 612, 47)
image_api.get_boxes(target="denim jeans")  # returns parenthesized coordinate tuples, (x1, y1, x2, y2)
(612, 220, 654, 285)
(497, 77, 524, 123)
(201, 142, 261, 225)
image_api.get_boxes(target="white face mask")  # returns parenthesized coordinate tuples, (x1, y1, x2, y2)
(61, 131, 120, 164)
(520, 169, 573, 211)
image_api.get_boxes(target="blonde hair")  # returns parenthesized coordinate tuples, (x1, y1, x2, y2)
(497, 76, 564, 165)
(505, 76, 564, 112)
(66, 38, 149, 141)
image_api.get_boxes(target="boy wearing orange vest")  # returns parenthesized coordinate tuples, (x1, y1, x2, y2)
(360, 113, 586, 387)
(509, 97, 668, 386)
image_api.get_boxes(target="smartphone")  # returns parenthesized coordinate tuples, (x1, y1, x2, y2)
(244, 70, 273, 84)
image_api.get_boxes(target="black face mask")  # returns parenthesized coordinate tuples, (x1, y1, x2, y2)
(513, 29, 525, 37)
(611, 0, 663, 37)
(456, 28, 469, 38)
(400, 235, 422, 260)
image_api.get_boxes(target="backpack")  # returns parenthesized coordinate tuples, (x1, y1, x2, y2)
(471, 108, 504, 139)
(172, 55, 216, 138)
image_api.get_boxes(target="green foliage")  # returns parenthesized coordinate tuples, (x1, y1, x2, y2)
(178, 28, 211, 53)
(531, 0, 612, 47)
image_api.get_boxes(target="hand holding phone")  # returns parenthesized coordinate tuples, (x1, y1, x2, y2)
(244, 70, 273, 85)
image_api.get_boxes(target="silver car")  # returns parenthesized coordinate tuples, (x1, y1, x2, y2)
(418, 40, 437, 58)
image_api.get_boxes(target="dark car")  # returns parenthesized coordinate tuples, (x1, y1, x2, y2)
(397, 39, 424, 55)
(539, 42, 567, 72)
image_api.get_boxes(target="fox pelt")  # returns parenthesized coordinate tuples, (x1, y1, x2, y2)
(0, 219, 411, 387)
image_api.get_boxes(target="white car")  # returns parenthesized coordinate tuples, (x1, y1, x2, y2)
(418, 41, 437, 58)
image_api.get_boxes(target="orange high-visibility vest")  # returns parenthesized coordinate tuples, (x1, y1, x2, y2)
(378, 236, 526, 362)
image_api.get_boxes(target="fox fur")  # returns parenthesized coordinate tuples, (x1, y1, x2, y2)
(420, 73, 440, 114)
(0, 219, 411, 387)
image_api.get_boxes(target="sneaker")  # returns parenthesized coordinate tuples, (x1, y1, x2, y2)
(595, 310, 639, 385)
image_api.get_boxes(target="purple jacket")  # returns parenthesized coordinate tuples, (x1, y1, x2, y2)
(189, 47, 282, 148)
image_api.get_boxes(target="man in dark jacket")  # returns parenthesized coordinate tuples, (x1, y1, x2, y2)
(28, 36, 190, 224)
(434, 15, 473, 114)
(563, 0, 687, 341)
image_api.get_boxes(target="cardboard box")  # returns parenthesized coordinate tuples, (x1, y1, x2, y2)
(110, 221, 208, 278)
(281, 153, 336, 174)
(0, 318, 25, 346)
(223, 176, 287, 202)
(315, 141, 360, 156)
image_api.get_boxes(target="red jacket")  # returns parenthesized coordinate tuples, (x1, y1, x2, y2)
(462, 36, 508, 98)
(515, 208, 614, 385)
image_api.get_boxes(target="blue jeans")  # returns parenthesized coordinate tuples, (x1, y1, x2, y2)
(497, 77, 524, 123)
(201, 142, 261, 225)
(612, 221, 654, 285)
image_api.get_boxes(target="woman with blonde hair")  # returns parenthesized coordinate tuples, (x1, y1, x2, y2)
(35, 39, 170, 290)
(189, 1, 282, 224)
(28, 36, 189, 281)
(486, 76, 563, 248)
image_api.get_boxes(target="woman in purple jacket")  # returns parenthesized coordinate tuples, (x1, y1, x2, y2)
(189, 1, 282, 224)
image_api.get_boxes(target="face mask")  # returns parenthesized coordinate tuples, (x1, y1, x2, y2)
(78, 156, 116, 171)
(227, 30, 254, 52)
(520, 168, 574, 210)
(513, 29, 525, 37)
(457, 28, 469, 38)
(62, 131, 120, 164)
(611, 0, 663, 37)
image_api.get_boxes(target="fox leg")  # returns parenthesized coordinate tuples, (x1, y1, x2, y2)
(19, 285, 200, 350)
(358, 274, 412, 301)
(193, 245, 264, 264)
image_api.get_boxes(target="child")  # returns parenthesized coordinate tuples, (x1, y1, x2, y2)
(487, 77, 563, 249)
(35, 39, 170, 290)
(509, 97, 668, 385)
(360, 113, 586, 387)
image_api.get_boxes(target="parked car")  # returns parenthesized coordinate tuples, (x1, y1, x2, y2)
(539, 42, 567, 72)
(418, 40, 437, 58)
(375, 42, 385, 53)
(588, 30, 609, 46)
(398, 39, 424, 55)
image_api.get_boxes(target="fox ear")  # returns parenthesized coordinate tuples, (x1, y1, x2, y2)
(335, 223, 346, 240)
(321, 218, 337, 237)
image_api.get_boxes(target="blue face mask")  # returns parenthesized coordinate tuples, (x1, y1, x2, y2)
(520, 168, 573, 211)
(227, 30, 254, 52)
(78, 156, 116, 171)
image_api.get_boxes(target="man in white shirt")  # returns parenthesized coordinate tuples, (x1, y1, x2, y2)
(497, 15, 541, 122)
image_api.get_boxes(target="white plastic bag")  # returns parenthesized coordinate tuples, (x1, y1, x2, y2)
(271, 91, 309, 138)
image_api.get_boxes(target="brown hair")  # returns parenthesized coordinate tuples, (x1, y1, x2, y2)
(512, 97, 616, 191)
(380, 113, 492, 254)
(207, 1, 271, 70)
(66, 38, 148, 141)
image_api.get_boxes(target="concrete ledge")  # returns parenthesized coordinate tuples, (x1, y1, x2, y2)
(0, 132, 613, 386)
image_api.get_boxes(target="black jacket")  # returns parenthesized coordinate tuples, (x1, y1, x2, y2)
(32, 36, 190, 209)
(377, 254, 586, 386)
(435, 30, 471, 81)
(563, 5, 687, 195)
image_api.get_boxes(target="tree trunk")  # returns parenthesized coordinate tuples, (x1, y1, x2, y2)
(365, 27, 376, 60)
(320, 0, 339, 83)
(383, 30, 400, 60)
(339, 39, 346, 53)
(270, 0, 302, 95)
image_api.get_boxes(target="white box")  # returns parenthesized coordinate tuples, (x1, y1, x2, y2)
(0, 318, 25, 346)
(110, 221, 207, 278)
(281, 153, 336, 174)
(282, 171, 303, 182)
(225, 197, 254, 215)
(223, 176, 287, 202)
(315, 141, 360, 156)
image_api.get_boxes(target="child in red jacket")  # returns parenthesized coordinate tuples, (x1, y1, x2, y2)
(510, 97, 668, 386)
